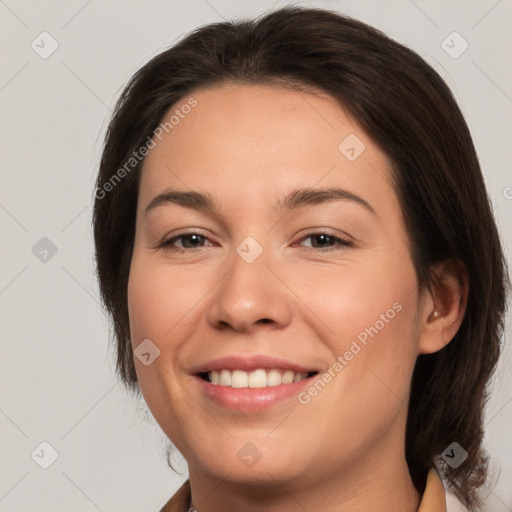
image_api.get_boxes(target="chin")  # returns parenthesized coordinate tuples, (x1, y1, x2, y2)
(186, 434, 311, 487)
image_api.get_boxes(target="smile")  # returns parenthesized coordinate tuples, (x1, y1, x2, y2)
(191, 355, 321, 411)
(200, 368, 316, 388)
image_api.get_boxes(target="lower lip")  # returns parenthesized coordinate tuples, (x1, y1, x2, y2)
(193, 375, 316, 411)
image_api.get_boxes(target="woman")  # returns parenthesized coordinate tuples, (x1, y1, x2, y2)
(92, 6, 509, 511)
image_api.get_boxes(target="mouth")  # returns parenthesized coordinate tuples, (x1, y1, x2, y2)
(197, 369, 319, 388)
(190, 355, 322, 411)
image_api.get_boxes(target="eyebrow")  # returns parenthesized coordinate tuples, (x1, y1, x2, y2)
(143, 186, 376, 217)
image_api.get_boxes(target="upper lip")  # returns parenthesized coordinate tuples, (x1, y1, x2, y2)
(190, 355, 320, 374)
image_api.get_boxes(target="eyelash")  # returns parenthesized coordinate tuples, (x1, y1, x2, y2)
(157, 231, 353, 253)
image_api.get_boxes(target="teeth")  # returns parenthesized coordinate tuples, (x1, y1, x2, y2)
(267, 369, 282, 386)
(231, 370, 248, 388)
(248, 368, 267, 388)
(296, 372, 308, 382)
(206, 369, 311, 387)
(219, 369, 231, 386)
(282, 370, 295, 384)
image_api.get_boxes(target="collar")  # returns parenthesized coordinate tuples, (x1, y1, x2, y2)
(159, 467, 447, 512)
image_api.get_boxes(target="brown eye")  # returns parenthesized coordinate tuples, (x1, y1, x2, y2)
(160, 232, 213, 251)
(297, 233, 352, 251)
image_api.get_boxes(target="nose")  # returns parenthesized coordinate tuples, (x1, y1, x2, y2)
(205, 243, 292, 333)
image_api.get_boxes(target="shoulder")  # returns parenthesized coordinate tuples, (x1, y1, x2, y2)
(158, 479, 191, 512)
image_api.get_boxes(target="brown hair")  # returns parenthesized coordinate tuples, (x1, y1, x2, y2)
(92, 6, 509, 510)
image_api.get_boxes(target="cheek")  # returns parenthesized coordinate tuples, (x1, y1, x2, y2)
(126, 255, 192, 434)
(126, 255, 184, 392)
(295, 270, 419, 449)
(127, 255, 200, 344)
(301, 253, 417, 341)
(300, 252, 419, 396)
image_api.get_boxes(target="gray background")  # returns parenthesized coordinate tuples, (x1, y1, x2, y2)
(1, 0, 511, 510)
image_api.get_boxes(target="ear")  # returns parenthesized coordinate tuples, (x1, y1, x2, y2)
(417, 259, 469, 355)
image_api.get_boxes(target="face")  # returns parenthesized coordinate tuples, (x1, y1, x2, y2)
(127, 83, 422, 488)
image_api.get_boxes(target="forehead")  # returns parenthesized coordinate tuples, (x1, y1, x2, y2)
(145, 82, 362, 162)
(138, 83, 396, 216)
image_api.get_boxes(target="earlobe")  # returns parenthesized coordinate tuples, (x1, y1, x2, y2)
(418, 259, 469, 355)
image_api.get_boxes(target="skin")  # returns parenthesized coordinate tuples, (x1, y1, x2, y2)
(127, 83, 468, 512)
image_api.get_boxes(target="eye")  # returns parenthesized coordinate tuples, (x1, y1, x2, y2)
(157, 231, 352, 253)
(159, 232, 214, 252)
(295, 232, 352, 251)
